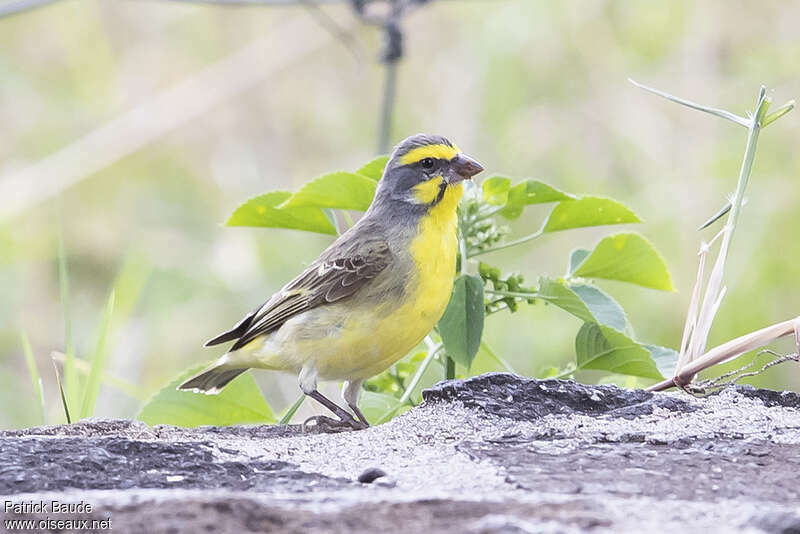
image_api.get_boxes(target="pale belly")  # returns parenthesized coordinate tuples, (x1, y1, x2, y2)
(249, 259, 456, 381)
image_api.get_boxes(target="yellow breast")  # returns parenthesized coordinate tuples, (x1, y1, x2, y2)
(338, 182, 463, 378)
(245, 183, 464, 381)
(406, 182, 463, 321)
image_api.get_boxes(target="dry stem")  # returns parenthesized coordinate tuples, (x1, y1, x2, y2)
(648, 317, 800, 392)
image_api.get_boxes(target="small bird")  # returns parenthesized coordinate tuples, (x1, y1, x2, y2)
(179, 134, 484, 429)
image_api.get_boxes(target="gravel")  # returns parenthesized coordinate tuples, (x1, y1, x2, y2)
(2, 373, 799, 533)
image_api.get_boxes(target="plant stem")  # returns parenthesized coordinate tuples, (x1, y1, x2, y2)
(398, 344, 440, 406)
(279, 394, 305, 425)
(389, 369, 408, 395)
(444, 356, 456, 380)
(649, 317, 798, 391)
(459, 230, 468, 276)
(469, 229, 543, 257)
(633, 82, 794, 390)
(484, 302, 510, 316)
(56, 218, 78, 418)
(552, 365, 577, 380)
(485, 288, 540, 299)
(688, 88, 768, 362)
(470, 205, 504, 223)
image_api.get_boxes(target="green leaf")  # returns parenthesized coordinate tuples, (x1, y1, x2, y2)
(500, 179, 574, 219)
(356, 156, 389, 181)
(481, 176, 511, 206)
(645, 344, 679, 378)
(575, 322, 664, 380)
(567, 248, 591, 276)
(542, 197, 641, 233)
(226, 191, 336, 235)
(137, 365, 275, 427)
(538, 277, 629, 333)
(359, 391, 407, 425)
(573, 233, 674, 291)
(282, 172, 377, 211)
(438, 274, 485, 369)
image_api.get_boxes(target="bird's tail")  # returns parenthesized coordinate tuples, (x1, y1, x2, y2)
(178, 358, 248, 394)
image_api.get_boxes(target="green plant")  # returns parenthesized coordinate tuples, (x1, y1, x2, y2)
(138, 364, 275, 427)
(43, 234, 149, 423)
(142, 155, 676, 425)
(19, 331, 45, 426)
(627, 81, 798, 393)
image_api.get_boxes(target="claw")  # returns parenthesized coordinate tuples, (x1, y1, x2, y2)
(302, 415, 366, 433)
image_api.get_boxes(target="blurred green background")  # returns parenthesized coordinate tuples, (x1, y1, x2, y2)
(1, 0, 798, 429)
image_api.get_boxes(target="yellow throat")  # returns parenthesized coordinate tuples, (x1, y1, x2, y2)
(407, 181, 464, 322)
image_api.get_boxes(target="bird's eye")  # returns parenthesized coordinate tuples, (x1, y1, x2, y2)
(420, 158, 435, 170)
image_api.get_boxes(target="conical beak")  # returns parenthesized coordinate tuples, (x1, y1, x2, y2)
(450, 153, 484, 183)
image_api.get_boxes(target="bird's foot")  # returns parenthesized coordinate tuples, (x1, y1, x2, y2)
(302, 415, 367, 433)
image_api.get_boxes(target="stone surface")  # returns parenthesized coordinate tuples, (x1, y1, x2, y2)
(1, 373, 799, 533)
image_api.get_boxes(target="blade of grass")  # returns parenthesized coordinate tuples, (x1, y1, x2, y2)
(629, 78, 750, 127)
(279, 394, 305, 425)
(677, 243, 708, 370)
(57, 218, 79, 417)
(20, 331, 46, 425)
(51, 356, 71, 423)
(698, 201, 732, 230)
(762, 100, 795, 127)
(79, 290, 116, 419)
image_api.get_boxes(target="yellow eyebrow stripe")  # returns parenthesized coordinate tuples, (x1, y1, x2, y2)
(400, 144, 460, 165)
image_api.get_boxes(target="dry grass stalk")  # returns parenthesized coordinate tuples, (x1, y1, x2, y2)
(631, 81, 797, 393)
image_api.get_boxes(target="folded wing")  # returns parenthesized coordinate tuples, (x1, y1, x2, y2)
(205, 238, 392, 351)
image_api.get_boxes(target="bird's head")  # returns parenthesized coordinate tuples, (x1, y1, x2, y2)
(372, 134, 484, 213)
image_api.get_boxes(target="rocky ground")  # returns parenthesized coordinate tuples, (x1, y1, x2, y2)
(1, 373, 799, 533)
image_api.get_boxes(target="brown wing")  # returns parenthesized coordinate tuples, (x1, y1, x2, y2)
(206, 238, 392, 352)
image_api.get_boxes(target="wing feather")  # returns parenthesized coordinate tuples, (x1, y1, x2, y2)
(216, 238, 392, 351)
